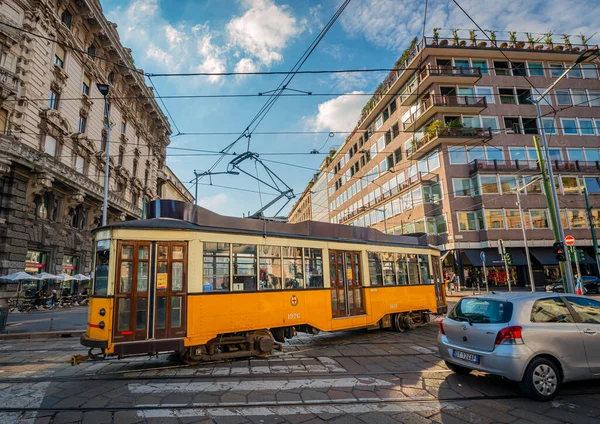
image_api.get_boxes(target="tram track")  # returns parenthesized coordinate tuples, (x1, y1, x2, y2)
(1, 389, 599, 415)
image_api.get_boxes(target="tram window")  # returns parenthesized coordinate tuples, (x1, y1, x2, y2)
(381, 253, 396, 285)
(304, 248, 323, 288)
(203, 242, 230, 292)
(172, 262, 183, 291)
(172, 246, 184, 260)
(259, 245, 282, 290)
(120, 261, 132, 293)
(396, 253, 409, 285)
(93, 240, 110, 296)
(136, 298, 147, 330)
(368, 252, 383, 286)
(233, 244, 257, 291)
(406, 254, 420, 285)
(418, 254, 432, 284)
(171, 296, 182, 328)
(283, 247, 303, 289)
(117, 298, 131, 331)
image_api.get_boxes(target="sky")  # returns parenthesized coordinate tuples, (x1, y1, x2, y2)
(101, 0, 600, 217)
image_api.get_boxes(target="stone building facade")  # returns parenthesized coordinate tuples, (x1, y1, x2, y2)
(162, 166, 194, 203)
(0, 0, 183, 300)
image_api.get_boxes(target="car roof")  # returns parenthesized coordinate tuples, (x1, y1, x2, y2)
(458, 292, 589, 302)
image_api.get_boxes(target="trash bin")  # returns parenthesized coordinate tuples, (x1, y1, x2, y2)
(0, 306, 8, 331)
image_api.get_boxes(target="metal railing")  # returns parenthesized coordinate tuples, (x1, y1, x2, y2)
(403, 95, 487, 128)
(407, 127, 492, 157)
(470, 159, 600, 174)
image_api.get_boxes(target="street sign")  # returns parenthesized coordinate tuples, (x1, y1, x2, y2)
(565, 235, 575, 246)
(480, 251, 486, 263)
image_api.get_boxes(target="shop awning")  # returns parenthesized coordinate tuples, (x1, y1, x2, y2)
(440, 251, 450, 263)
(462, 249, 529, 267)
(530, 248, 559, 265)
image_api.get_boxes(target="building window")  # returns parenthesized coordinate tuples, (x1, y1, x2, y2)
(78, 114, 87, 133)
(480, 175, 499, 194)
(132, 159, 138, 178)
(567, 149, 585, 162)
(584, 177, 600, 194)
(453, 178, 474, 197)
(530, 209, 550, 228)
(506, 210, 523, 229)
(25, 250, 47, 274)
(54, 45, 65, 68)
(100, 134, 107, 152)
(549, 63, 564, 78)
(60, 10, 72, 28)
(87, 44, 96, 57)
(561, 118, 577, 135)
(0, 108, 7, 134)
(44, 134, 57, 156)
(528, 62, 545, 77)
(82, 74, 91, 95)
(471, 59, 488, 75)
(582, 64, 598, 79)
(568, 209, 587, 228)
(494, 61, 511, 76)
(457, 211, 478, 231)
(132, 191, 139, 207)
(567, 65, 582, 78)
(108, 71, 115, 84)
(121, 118, 127, 134)
(118, 146, 124, 166)
(561, 176, 581, 194)
(75, 155, 85, 174)
(448, 147, 467, 164)
(485, 210, 505, 229)
(48, 90, 59, 109)
(541, 118, 557, 134)
(144, 169, 149, 186)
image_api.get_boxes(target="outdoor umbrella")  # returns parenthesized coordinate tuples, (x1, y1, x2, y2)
(0, 272, 40, 312)
(73, 274, 90, 281)
(37, 272, 60, 280)
(56, 273, 77, 281)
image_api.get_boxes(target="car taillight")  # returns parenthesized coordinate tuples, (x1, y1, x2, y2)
(438, 319, 445, 335)
(495, 326, 523, 345)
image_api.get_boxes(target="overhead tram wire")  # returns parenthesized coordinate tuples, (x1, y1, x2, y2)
(451, 0, 558, 115)
(146, 76, 182, 136)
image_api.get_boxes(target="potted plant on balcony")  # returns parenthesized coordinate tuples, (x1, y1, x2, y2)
(451, 29, 460, 46)
(427, 120, 445, 140)
(579, 32, 595, 49)
(509, 31, 518, 48)
(544, 32, 554, 49)
(469, 30, 477, 46)
(525, 32, 540, 49)
(432, 28, 440, 45)
(488, 30, 497, 46)
(562, 34, 572, 51)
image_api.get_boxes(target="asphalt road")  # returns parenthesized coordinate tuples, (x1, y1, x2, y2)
(1, 320, 600, 423)
(3, 307, 88, 334)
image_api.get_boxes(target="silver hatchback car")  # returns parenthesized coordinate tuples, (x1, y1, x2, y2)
(438, 292, 600, 400)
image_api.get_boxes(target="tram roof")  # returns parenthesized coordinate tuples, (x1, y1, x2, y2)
(98, 200, 430, 248)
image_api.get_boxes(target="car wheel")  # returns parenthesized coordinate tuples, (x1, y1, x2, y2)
(520, 357, 561, 401)
(445, 361, 472, 375)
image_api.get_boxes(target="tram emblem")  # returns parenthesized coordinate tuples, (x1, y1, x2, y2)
(290, 295, 298, 307)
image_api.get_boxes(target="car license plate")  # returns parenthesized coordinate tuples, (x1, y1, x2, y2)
(452, 349, 480, 364)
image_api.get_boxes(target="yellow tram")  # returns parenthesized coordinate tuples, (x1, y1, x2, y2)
(80, 200, 447, 363)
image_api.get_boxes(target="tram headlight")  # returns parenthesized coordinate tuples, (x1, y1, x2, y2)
(99, 308, 106, 316)
(98, 321, 105, 329)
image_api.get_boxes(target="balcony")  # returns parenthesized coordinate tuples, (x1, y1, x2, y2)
(407, 126, 492, 160)
(399, 65, 482, 106)
(402, 95, 487, 132)
(470, 159, 600, 175)
(0, 67, 18, 99)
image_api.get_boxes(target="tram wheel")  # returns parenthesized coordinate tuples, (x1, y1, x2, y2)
(252, 329, 276, 358)
(393, 314, 405, 333)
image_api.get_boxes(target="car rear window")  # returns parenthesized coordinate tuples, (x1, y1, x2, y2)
(449, 298, 513, 324)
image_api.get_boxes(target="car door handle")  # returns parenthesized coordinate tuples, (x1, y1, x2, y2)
(583, 329, 597, 335)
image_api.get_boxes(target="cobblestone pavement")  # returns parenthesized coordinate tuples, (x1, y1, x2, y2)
(1, 323, 600, 423)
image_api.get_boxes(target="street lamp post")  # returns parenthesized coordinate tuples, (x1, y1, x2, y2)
(515, 177, 541, 292)
(531, 47, 599, 294)
(97, 84, 111, 227)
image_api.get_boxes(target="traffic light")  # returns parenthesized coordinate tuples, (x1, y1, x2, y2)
(553, 242, 566, 262)
(504, 252, 513, 265)
(577, 248, 585, 262)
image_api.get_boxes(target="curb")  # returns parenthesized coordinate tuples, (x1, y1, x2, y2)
(0, 330, 85, 340)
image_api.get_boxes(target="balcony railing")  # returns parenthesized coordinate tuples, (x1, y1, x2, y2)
(424, 35, 596, 53)
(402, 95, 487, 130)
(0, 66, 18, 92)
(407, 126, 492, 158)
(400, 65, 482, 105)
(470, 159, 600, 174)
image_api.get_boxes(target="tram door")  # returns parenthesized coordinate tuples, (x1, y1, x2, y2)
(329, 250, 364, 318)
(114, 241, 151, 342)
(153, 242, 187, 339)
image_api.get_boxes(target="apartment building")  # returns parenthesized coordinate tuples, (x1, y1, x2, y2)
(288, 185, 312, 223)
(162, 166, 194, 203)
(311, 31, 600, 289)
(288, 158, 330, 223)
(0, 0, 187, 299)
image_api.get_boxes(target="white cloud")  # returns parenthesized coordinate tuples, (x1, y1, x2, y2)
(196, 193, 228, 210)
(193, 25, 227, 84)
(330, 73, 368, 91)
(307, 92, 365, 133)
(226, 0, 305, 66)
(341, 0, 600, 51)
(234, 58, 258, 81)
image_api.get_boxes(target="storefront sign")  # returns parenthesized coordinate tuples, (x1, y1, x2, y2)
(25, 263, 45, 269)
(157, 273, 168, 289)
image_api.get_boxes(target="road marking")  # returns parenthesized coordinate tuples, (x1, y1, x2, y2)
(129, 377, 394, 394)
(0, 382, 50, 424)
(136, 400, 461, 419)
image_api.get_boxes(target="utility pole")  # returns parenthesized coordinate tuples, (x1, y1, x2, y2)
(515, 177, 536, 292)
(583, 186, 600, 276)
(498, 239, 512, 292)
(97, 84, 111, 227)
(531, 47, 598, 293)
